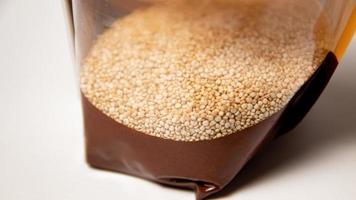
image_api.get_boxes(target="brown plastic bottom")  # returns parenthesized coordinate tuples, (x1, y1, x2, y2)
(82, 52, 337, 200)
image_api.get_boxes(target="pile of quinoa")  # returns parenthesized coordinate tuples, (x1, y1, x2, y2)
(80, 0, 330, 141)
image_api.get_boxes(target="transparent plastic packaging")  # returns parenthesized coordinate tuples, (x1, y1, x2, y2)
(68, 0, 355, 199)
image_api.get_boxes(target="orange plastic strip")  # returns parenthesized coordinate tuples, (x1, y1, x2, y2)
(334, 7, 356, 60)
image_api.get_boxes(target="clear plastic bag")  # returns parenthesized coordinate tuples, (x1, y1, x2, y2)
(68, 0, 355, 199)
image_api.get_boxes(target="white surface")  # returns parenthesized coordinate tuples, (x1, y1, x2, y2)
(0, 1, 355, 200)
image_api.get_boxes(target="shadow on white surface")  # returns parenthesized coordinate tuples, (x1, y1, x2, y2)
(210, 49, 356, 199)
(0, 1, 9, 14)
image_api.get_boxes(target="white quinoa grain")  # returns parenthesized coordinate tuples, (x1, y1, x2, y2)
(215, 116, 222, 122)
(202, 120, 209, 127)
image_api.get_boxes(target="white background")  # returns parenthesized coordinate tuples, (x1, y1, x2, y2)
(0, 1, 355, 199)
